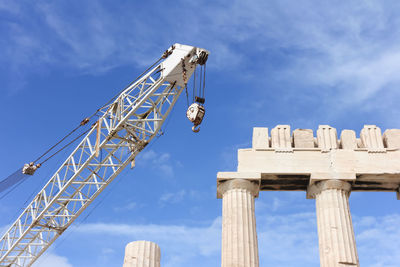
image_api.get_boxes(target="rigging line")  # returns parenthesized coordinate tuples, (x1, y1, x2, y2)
(161, 81, 177, 106)
(39, 128, 92, 165)
(13, 152, 120, 266)
(185, 85, 189, 108)
(193, 67, 196, 103)
(0, 170, 26, 201)
(33, 124, 82, 163)
(89, 57, 164, 118)
(32, 57, 164, 165)
(199, 65, 203, 99)
(202, 63, 206, 99)
(11, 150, 68, 223)
(0, 141, 70, 224)
(0, 168, 23, 193)
(53, 96, 179, 250)
(5, 79, 178, 264)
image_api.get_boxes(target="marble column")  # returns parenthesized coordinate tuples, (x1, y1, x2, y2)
(123, 241, 161, 267)
(217, 179, 260, 267)
(308, 180, 359, 267)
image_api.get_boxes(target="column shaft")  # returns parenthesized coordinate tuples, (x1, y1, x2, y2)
(311, 180, 359, 267)
(123, 241, 161, 267)
(219, 179, 259, 267)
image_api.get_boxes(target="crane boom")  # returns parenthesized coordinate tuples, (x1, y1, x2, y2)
(0, 44, 209, 267)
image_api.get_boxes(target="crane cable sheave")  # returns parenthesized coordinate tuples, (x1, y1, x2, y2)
(161, 44, 208, 88)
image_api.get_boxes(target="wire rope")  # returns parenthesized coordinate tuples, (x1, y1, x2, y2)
(0, 169, 25, 200)
(39, 128, 92, 165)
(32, 57, 164, 166)
(202, 63, 206, 99)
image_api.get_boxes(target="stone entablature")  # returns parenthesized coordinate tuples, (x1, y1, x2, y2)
(225, 125, 400, 198)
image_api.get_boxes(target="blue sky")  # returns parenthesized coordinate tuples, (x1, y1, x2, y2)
(1, 0, 400, 266)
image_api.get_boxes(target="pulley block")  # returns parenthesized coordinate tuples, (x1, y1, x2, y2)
(186, 103, 205, 133)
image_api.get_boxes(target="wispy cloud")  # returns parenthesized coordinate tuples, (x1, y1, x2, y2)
(113, 201, 138, 212)
(257, 212, 319, 265)
(73, 209, 400, 266)
(138, 149, 175, 178)
(256, 193, 400, 266)
(4, 0, 400, 116)
(355, 214, 400, 267)
(197, 0, 400, 121)
(0, 0, 20, 14)
(32, 251, 72, 267)
(159, 190, 186, 206)
(76, 217, 222, 267)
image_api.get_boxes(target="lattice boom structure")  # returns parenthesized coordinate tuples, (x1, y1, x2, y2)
(0, 44, 209, 267)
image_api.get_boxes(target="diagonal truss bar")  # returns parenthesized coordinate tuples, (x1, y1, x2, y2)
(0, 44, 208, 267)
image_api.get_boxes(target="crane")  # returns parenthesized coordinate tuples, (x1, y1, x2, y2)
(0, 43, 209, 267)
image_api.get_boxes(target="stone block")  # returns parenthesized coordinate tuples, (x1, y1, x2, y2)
(340, 130, 357, 150)
(271, 125, 292, 149)
(317, 125, 338, 150)
(293, 129, 314, 148)
(360, 125, 384, 151)
(252, 127, 269, 150)
(383, 129, 400, 149)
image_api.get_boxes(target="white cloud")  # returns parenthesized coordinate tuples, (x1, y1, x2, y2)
(101, 247, 115, 254)
(38, 2, 123, 73)
(138, 149, 175, 177)
(76, 217, 222, 267)
(32, 252, 72, 267)
(31, 205, 398, 267)
(113, 201, 138, 212)
(254, 193, 400, 266)
(4, 0, 400, 115)
(355, 214, 400, 267)
(257, 211, 400, 266)
(256, 211, 319, 265)
(187, 0, 400, 118)
(159, 190, 186, 206)
(140, 150, 157, 161)
(0, 0, 20, 14)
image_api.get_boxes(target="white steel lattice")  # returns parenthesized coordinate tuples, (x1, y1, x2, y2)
(0, 44, 208, 267)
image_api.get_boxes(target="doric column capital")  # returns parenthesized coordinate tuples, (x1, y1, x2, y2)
(307, 179, 351, 199)
(217, 179, 260, 198)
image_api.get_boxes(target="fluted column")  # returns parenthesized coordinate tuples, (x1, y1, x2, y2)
(217, 179, 259, 267)
(123, 241, 161, 267)
(308, 180, 359, 267)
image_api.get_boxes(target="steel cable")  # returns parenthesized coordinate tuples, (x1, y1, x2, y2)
(32, 57, 164, 166)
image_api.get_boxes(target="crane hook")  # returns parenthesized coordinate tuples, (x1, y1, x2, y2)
(186, 103, 205, 133)
(192, 125, 200, 133)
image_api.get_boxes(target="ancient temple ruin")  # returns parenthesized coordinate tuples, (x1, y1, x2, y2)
(216, 125, 400, 267)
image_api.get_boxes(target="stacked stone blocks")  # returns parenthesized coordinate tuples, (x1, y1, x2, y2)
(253, 125, 400, 150)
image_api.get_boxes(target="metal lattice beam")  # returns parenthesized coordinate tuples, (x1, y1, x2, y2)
(0, 44, 209, 267)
